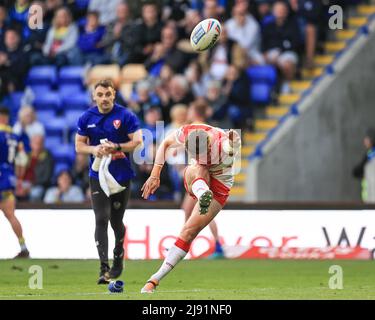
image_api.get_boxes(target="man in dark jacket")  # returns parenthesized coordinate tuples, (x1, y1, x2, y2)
(0, 28, 29, 99)
(262, 1, 301, 93)
(131, 2, 164, 63)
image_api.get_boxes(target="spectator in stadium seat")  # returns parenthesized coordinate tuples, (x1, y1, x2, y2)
(100, 1, 137, 66)
(165, 103, 188, 136)
(205, 80, 231, 128)
(262, 1, 300, 93)
(8, 0, 30, 39)
(69, 11, 107, 66)
(289, 0, 322, 69)
(16, 135, 54, 201)
(185, 61, 206, 98)
(154, 64, 175, 108)
(70, 153, 90, 198)
(25, 1, 49, 61)
(127, 80, 161, 123)
(33, 7, 78, 67)
(0, 5, 9, 45)
(13, 105, 45, 140)
(199, 25, 247, 81)
(132, 2, 164, 63)
(254, 0, 275, 26)
(0, 28, 29, 98)
(44, 170, 84, 203)
(145, 24, 191, 75)
(162, 0, 190, 22)
(43, 0, 63, 26)
(177, 9, 202, 40)
(203, 0, 225, 21)
(88, 0, 121, 26)
(160, 74, 194, 123)
(142, 105, 163, 143)
(225, 0, 264, 65)
(222, 64, 253, 130)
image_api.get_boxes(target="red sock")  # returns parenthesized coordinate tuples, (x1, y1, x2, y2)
(175, 238, 191, 252)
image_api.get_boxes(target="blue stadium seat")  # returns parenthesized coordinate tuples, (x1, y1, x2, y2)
(58, 84, 84, 98)
(59, 66, 85, 86)
(75, 0, 90, 9)
(29, 84, 52, 96)
(65, 110, 84, 130)
(49, 143, 75, 165)
(62, 92, 91, 111)
(36, 110, 56, 126)
(26, 66, 57, 87)
(251, 83, 272, 105)
(4, 92, 24, 123)
(33, 92, 61, 111)
(44, 136, 62, 150)
(44, 117, 67, 138)
(53, 162, 71, 180)
(247, 65, 277, 86)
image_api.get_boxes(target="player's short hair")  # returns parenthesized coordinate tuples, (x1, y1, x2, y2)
(94, 79, 115, 90)
(0, 106, 10, 116)
(185, 129, 210, 157)
(190, 98, 209, 120)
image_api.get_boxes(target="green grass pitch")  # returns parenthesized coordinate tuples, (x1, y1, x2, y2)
(0, 259, 374, 300)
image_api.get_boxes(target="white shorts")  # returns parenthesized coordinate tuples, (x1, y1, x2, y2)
(266, 49, 299, 66)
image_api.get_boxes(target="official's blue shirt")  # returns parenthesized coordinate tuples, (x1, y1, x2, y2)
(0, 124, 30, 191)
(77, 104, 141, 182)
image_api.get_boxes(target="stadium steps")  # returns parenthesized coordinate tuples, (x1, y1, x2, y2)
(357, 4, 375, 16)
(324, 41, 347, 54)
(348, 16, 368, 28)
(301, 67, 324, 80)
(290, 80, 312, 93)
(255, 119, 279, 131)
(313, 55, 335, 67)
(336, 29, 357, 41)
(266, 106, 289, 119)
(278, 93, 300, 105)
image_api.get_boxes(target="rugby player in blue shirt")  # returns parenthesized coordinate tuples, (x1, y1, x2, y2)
(0, 107, 30, 258)
(75, 80, 143, 284)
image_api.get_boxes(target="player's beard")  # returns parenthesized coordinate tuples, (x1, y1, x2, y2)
(99, 101, 114, 113)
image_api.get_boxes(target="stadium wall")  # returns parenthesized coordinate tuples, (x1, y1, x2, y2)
(247, 20, 375, 201)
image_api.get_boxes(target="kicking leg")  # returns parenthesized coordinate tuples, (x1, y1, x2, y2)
(0, 193, 29, 258)
(185, 165, 213, 215)
(141, 199, 223, 293)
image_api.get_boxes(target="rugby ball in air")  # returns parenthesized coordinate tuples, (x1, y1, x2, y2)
(190, 18, 221, 52)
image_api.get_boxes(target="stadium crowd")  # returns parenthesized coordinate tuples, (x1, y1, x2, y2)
(0, 0, 360, 203)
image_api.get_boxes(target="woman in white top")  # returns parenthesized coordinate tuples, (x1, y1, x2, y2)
(13, 105, 45, 139)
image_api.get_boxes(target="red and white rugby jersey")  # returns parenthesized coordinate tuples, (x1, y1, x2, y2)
(175, 123, 238, 188)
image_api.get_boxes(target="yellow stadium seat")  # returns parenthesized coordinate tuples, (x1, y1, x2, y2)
(86, 64, 120, 88)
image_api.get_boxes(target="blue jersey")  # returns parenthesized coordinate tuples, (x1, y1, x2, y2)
(77, 104, 141, 183)
(0, 124, 30, 194)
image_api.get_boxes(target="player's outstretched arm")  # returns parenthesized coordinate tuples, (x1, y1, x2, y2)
(141, 132, 179, 199)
